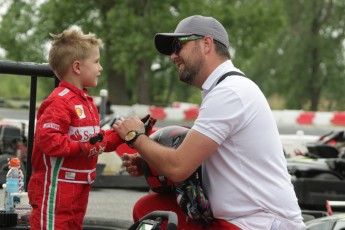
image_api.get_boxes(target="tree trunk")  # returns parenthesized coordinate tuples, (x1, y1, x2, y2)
(136, 60, 150, 104)
(107, 69, 130, 105)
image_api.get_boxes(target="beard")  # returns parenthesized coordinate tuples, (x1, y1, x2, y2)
(179, 47, 204, 85)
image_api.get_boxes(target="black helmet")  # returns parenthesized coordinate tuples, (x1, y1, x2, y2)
(141, 125, 190, 193)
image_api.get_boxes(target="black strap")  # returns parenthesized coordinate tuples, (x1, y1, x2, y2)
(216, 71, 246, 85)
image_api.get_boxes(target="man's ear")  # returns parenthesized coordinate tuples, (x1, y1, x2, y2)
(203, 36, 214, 54)
(72, 60, 81, 74)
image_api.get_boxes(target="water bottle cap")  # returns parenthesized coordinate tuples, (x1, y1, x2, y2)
(9, 158, 20, 167)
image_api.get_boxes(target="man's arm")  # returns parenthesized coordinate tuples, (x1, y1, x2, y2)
(113, 117, 218, 182)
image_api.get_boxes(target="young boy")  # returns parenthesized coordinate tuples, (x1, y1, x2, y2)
(28, 26, 124, 230)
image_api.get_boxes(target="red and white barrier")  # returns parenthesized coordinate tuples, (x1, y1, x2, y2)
(272, 110, 345, 126)
(110, 104, 345, 126)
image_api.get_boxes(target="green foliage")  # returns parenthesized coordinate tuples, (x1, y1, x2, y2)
(251, 0, 345, 111)
(0, 75, 30, 100)
(0, 0, 344, 111)
(0, 74, 55, 101)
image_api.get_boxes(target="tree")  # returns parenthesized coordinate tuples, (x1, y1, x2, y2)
(0, 0, 56, 100)
(252, 0, 345, 111)
(0, 0, 286, 107)
(5, 0, 342, 111)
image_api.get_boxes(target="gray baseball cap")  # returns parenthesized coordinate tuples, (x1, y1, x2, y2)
(154, 15, 229, 55)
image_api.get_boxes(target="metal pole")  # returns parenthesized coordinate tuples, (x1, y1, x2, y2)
(0, 61, 53, 77)
(25, 76, 37, 191)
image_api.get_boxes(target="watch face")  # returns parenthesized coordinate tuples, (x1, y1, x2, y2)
(125, 131, 137, 142)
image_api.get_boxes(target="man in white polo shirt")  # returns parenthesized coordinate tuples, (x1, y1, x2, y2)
(114, 15, 305, 230)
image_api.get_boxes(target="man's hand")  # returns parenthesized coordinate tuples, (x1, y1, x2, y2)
(113, 114, 157, 139)
(122, 153, 144, 176)
(79, 130, 107, 157)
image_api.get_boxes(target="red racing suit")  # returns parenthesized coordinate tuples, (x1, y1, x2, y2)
(28, 82, 123, 230)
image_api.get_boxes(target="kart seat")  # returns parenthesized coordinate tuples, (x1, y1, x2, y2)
(306, 144, 339, 158)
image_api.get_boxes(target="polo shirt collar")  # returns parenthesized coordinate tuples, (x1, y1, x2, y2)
(201, 60, 235, 92)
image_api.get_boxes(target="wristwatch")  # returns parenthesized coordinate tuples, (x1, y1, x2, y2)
(125, 130, 145, 148)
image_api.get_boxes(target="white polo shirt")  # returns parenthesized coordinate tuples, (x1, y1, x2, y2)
(192, 60, 304, 229)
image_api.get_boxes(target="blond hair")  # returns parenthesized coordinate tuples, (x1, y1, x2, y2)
(48, 26, 103, 79)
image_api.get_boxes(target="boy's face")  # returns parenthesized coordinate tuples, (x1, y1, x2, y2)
(79, 46, 103, 88)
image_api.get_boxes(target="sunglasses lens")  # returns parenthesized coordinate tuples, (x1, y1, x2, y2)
(172, 35, 203, 55)
(173, 40, 181, 54)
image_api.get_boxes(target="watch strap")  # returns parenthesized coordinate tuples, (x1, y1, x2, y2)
(126, 130, 145, 148)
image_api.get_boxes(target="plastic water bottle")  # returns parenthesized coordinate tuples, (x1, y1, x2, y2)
(5, 158, 24, 213)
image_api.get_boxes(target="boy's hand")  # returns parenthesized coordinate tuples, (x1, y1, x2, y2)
(141, 114, 157, 135)
(79, 130, 107, 157)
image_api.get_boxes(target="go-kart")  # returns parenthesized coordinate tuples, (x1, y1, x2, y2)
(287, 130, 345, 181)
(0, 121, 28, 186)
(286, 130, 345, 210)
(304, 130, 345, 159)
(128, 211, 177, 230)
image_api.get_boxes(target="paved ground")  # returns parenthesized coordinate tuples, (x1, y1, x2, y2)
(0, 187, 148, 229)
(85, 188, 147, 229)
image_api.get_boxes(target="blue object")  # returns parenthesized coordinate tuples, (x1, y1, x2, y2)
(5, 165, 24, 213)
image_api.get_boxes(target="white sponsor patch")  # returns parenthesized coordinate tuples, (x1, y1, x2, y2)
(68, 126, 100, 142)
(65, 172, 76, 180)
(43, 123, 60, 130)
(75, 105, 86, 119)
(58, 88, 70, 96)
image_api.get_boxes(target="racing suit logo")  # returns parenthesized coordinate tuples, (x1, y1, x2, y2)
(58, 88, 70, 96)
(70, 129, 83, 141)
(69, 126, 100, 142)
(88, 145, 105, 157)
(43, 123, 60, 130)
(75, 105, 86, 119)
(65, 172, 76, 180)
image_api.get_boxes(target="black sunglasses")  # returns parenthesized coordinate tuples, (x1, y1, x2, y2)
(172, 35, 204, 55)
